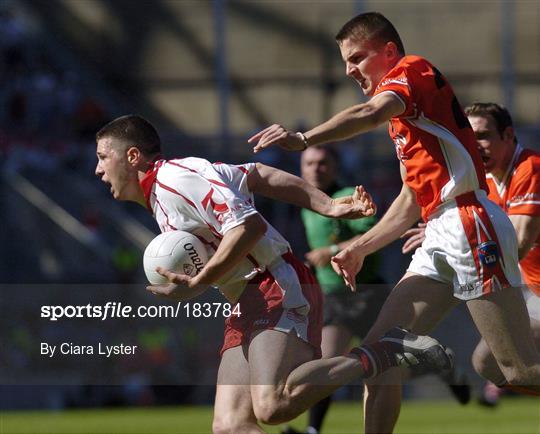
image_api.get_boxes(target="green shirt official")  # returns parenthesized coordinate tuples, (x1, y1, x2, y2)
(301, 185, 380, 294)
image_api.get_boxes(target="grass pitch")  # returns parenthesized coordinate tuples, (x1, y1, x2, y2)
(1, 398, 538, 434)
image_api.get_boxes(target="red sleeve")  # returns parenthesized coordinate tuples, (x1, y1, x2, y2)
(507, 158, 540, 216)
(374, 64, 415, 117)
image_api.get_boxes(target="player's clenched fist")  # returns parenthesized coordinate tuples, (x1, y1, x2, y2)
(249, 124, 306, 153)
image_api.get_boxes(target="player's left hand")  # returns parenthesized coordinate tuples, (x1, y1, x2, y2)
(331, 185, 377, 219)
(401, 222, 427, 254)
(249, 124, 306, 153)
(146, 267, 195, 300)
(331, 244, 365, 291)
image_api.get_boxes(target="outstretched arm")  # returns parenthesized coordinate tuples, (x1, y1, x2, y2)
(249, 92, 404, 153)
(331, 165, 420, 290)
(247, 162, 376, 219)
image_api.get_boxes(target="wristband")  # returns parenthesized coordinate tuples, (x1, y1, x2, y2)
(296, 132, 309, 150)
(329, 244, 340, 255)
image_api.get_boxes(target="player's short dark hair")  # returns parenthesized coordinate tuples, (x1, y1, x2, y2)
(335, 12, 405, 55)
(96, 115, 161, 156)
(464, 102, 514, 139)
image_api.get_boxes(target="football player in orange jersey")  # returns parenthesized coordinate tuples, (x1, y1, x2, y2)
(403, 102, 540, 406)
(250, 12, 540, 434)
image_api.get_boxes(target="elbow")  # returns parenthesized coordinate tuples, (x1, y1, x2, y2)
(247, 213, 268, 239)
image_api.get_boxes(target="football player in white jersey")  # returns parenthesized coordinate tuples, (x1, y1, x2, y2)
(96, 114, 453, 433)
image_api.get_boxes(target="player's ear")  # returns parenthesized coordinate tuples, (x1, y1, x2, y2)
(126, 146, 141, 165)
(384, 41, 399, 60)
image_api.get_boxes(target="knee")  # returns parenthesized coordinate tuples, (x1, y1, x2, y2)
(212, 416, 257, 434)
(252, 393, 285, 426)
(471, 340, 510, 386)
(471, 343, 493, 379)
(212, 417, 229, 434)
(252, 399, 281, 425)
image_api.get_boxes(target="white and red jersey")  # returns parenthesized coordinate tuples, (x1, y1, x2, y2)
(486, 145, 540, 293)
(139, 157, 292, 293)
(373, 55, 488, 221)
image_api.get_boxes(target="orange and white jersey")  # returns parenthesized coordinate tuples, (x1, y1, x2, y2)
(139, 157, 293, 291)
(374, 55, 488, 221)
(486, 145, 540, 291)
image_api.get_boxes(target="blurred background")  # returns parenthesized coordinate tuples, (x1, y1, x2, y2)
(1, 0, 539, 418)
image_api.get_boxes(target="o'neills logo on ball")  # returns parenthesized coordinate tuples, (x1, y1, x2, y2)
(183, 243, 205, 273)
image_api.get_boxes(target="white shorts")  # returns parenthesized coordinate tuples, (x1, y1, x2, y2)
(523, 287, 540, 321)
(408, 190, 522, 300)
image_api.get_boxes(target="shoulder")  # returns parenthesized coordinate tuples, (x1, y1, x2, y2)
(514, 148, 540, 178)
(374, 55, 436, 106)
(159, 157, 212, 175)
(382, 55, 432, 79)
(401, 55, 434, 70)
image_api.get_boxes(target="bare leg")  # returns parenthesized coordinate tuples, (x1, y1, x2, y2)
(468, 287, 540, 390)
(472, 338, 507, 385)
(249, 329, 360, 425)
(362, 273, 459, 434)
(213, 346, 265, 434)
(245, 309, 451, 426)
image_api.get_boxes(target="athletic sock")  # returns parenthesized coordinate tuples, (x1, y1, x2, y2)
(350, 341, 398, 379)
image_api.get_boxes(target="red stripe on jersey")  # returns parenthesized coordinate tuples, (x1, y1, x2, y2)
(168, 161, 198, 173)
(208, 179, 230, 189)
(140, 160, 165, 211)
(213, 162, 250, 175)
(456, 192, 510, 295)
(201, 187, 229, 213)
(194, 235, 218, 252)
(155, 179, 196, 209)
(201, 188, 213, 210)
(154, 196, 177, 231)
(168, 161, 230, 189)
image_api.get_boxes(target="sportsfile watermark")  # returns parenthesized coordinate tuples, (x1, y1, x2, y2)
(4, 283, 536, 388)
(41, 301, 241, 321)
(1, 284, 240, 385)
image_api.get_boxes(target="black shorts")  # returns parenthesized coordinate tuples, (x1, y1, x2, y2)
(323, 283, 390, 339)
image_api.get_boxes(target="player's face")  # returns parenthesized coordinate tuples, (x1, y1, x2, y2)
(468, 114, 514, 177)
(339, 37, 392, 96)
(301, 147, 338, 191)
(95, 137, 138, 201)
